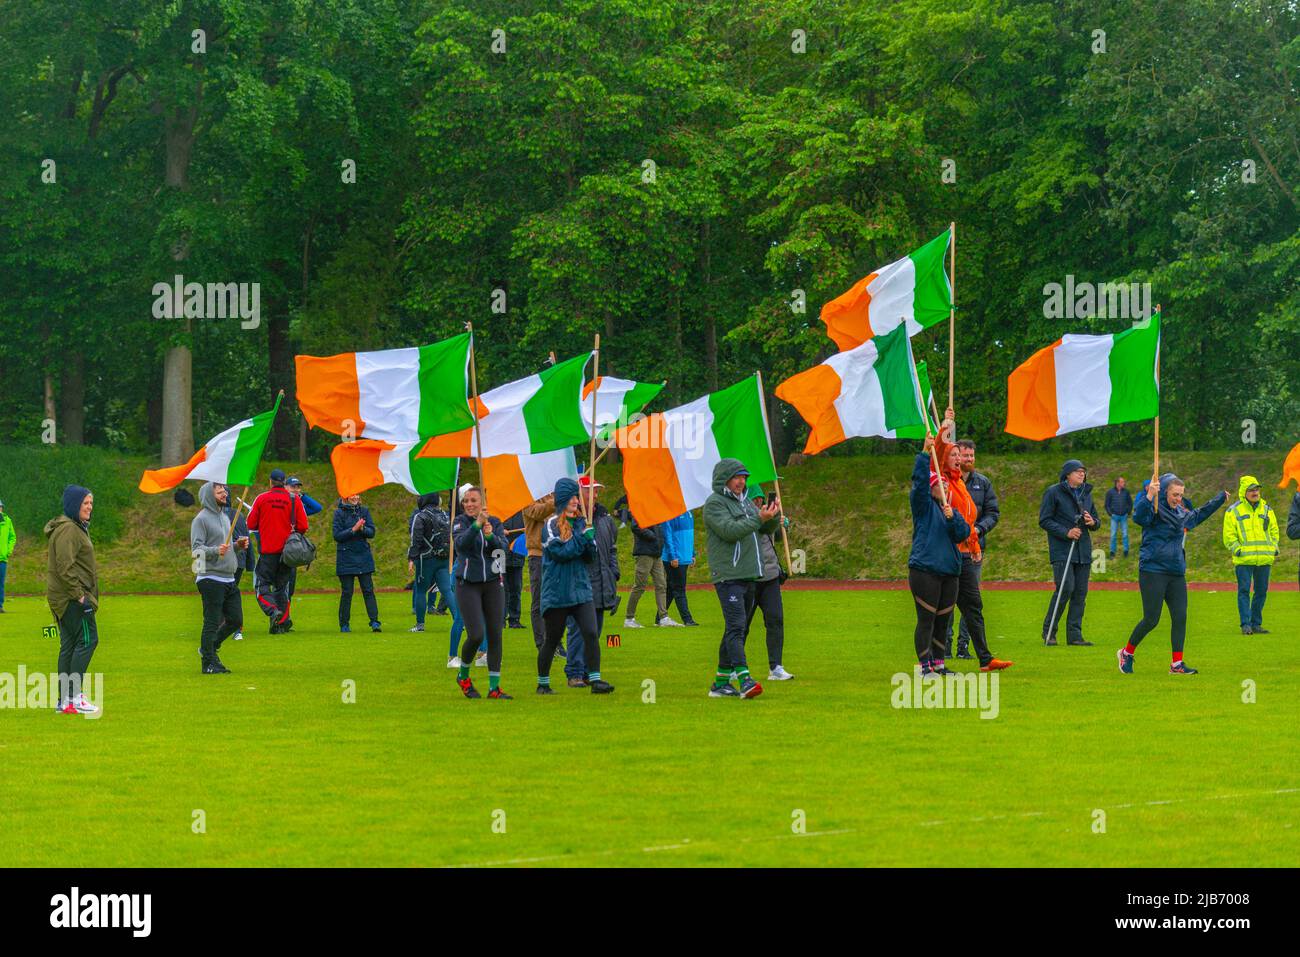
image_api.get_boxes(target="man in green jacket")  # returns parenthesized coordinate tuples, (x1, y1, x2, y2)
(1222, 475, 1280, 635)
(46, 485, 100, 715)
(0, 498, 14, 612)
(702, 458, 781, 699)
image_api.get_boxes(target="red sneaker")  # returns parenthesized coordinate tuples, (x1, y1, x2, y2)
(458, 677, 481, 699)
(487, 688, 513, 699)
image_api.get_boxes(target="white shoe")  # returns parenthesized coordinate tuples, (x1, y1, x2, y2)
(474, 652, 488, 667)
(73, 693, 100, 715)
(233, 631, 243, 641)
(447, 656, 462, 669)
(657, 616, 684, 627)
(623, 619, 644, 629)
(768, 665, 795, 681)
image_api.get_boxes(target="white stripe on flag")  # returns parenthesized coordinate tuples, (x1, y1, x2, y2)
(583, 377, 636, 431)
(475, 373, 543, 455)
(357, 348, 421, 442)
(824, 341, 895, 439)
(188, 418, 254, 482)
(1054, 334, 1115, 434)
(664, 396, 720, 510)
(377, 442, 417, 494)
(520, 448, 578, 497)
(865, 256, 919, 338)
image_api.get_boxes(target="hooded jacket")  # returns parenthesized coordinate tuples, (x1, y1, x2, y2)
(408, 494, 450, 562)
(540, 477, 598, 612)
(1222, 476, 1279, 566)
(1289, 493, 1300, 543)
(703, 459, 779, 583)
(1038, 459, 1099, 564)
(223, 504, 254, 570)
(452, 508, 507, 582)
(630, 515, 665, 558)
(45, 485, 98, 619)
(907, 453, 970, 576)
(1133, 474, 1227, 576)
(333, 499, 377, 576)
(0, 510, 14, 563)
(191, 482, 240, 580)
(661, 512, 696, 566)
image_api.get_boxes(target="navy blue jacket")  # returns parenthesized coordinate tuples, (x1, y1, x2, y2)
(1133, 476, 1227, 576)
(452, 512, 507, 583)
(540, 513, 598, 613)
(1039, 461, 1100, 564)
(332, 500, 376, 576)
(907, 453, 970, 576)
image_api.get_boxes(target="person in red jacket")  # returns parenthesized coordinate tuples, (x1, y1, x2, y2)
(247, 468, 308, 634)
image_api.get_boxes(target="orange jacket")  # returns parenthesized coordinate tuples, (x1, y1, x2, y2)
(935, 430, 981, 562)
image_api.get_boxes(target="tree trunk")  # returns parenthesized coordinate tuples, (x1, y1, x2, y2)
(43, 373, 57, 438)
(161, 344, 193, 464)
(767, 391, 790, 465)
(59, 352, 86, 445)
(267, 300, 296, 456)
(299, 417, 308, 462)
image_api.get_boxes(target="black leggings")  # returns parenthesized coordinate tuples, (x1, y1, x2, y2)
(540, 602, 600, 678)
(908, 567, 959, 662)
(456, 579, 504, 671)
(1128, 570, 1188, 654)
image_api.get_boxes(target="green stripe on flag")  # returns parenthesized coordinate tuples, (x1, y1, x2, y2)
(408, 448, 459, 495)
(872, 324, 927, 433)
(596, 380, 664, 444)
(708, 376, 776, 486)
(226, 394, 281, 486)
(417, 333, 476, 438)
(1107, 310, 1161, 425)
(894, 360, 938, 439)
(522, 352, 591, 453)
(908, 229, 953, 330)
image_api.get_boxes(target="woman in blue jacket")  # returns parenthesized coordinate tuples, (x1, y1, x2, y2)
(333, 494, 380, 633)
(1118, 473, 1228, 675)
(661, 511, 697, 626)
(537, 478, 614, 695)
(908, 438, 970, 677)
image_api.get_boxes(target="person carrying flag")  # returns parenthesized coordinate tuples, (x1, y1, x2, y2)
(1118, 473, 1227, 675)
(907, 439, 969, 678)
(451, 487, 510, 698)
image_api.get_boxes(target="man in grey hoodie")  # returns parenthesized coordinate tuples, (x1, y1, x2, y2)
(702, 458, 781, 699)
(192, 482, 247, 674)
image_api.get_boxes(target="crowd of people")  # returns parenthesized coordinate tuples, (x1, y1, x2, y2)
(14, 437, 1300, 713)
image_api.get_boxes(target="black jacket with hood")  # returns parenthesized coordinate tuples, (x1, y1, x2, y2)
(1038, 458, 1100, 564)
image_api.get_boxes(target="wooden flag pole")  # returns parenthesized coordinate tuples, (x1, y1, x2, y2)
(947, 221, 956, 410)
(1153, 302, 1161, 478)
(584, 335, 600, 520)
(447, 461, 459, 574)
(465, 322, 488, 514)
(222, 388, 285, 547)
(754, 370, 794, 572)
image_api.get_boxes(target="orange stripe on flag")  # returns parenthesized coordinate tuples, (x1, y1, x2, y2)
(1005, 339, 1062, 440)
(330, 440, 391, 497)
(139, 446, 207, 493)
(295, 353, 363, 435)
(419, 427, 474, 458)
(614, 414, 688, 527)
(773, 364, 848, 455)
(820, 272, 878, 352)
(481, 454, 535, 519)
(1279, 441, 1300, 489)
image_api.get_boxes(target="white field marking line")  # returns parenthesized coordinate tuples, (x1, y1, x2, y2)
(918, 787, 1297, 828)
(443, 828, 858, 868)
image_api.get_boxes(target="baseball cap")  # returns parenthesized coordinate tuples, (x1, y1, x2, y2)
(578, 475, 603, 488)
(287, 476, 303, 487)
(269, 468, 287, 484)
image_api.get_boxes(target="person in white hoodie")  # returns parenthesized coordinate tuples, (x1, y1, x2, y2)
(191, 482, 248, 674)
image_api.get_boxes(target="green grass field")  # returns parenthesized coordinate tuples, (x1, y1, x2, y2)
(1, 585, 1295, 867)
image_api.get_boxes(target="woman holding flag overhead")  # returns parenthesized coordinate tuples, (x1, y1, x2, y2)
(1118, 473, 1227, 676)
(450, 487, 510, 699)
(907, 437, 969, 677)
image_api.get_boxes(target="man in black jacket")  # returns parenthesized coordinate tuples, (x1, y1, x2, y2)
(1039, 458, 1100, 646)
(502, 509, 527, 628)
(623, 515, 678, 627)
(1287, 492, 1300, 580)
(1104, 476, 1134, 558)
(945, 438, 1000, 659)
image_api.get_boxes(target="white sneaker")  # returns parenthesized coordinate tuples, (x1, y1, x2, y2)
(768, 665, 795, 681)
(623, 619, 644, 629)
(447, 656, 462, 669)
(74, 693, 100, 715)
(233, 631, 243, 641)
(474, 652, 488, 667)
(657, 616, 684, 627)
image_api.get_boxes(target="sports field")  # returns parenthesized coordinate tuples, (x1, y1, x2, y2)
(0, 587, 1295, 867)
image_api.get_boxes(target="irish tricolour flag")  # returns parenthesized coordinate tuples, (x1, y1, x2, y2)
(1005, 310, 1160, 440)
(139, 396, 281, 493)
(775, 324, 932, 454)
(331, 440, 459, 497)
(821, 230, 952, 352)
(614, 376, 777, 528)
(295, 334, 474, 443)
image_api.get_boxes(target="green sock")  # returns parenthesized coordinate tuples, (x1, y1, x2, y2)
(489, 672, 500, 691)
(538, 674, 550, 686)
(587, 671, 601, 683)
(458, 664, 470, 682)
(714, 669, 731, 687)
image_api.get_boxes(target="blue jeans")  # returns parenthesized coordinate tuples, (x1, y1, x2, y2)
(1235, 564, 1270, 628)
(564, 608, 604, 679)
(414, 558, 470, 656)
(0, 560, 7, 608)
(1109, 515, 1129, 554)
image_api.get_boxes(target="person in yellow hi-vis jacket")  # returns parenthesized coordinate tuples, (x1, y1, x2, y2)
(1223, 475, 1280, 635)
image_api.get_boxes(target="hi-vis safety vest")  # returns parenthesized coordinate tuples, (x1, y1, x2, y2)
(1223, 499, 1279, 566)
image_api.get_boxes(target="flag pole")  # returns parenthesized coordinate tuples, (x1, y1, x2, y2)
(584, 335, 600, 520)
(223, 388, 285, 547)
(947, 221, 956, 410)
(447, 460, 460, 574)
(465, 322, 488, 514)
(754, 370, 795, 572)
(1153, 303, 1161, 478)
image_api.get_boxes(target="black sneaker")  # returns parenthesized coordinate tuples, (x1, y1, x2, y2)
(212, 656, 231, 674)
(739, 677, 763, 698)
(507, 620, 525, 629)
(1254, 627, 1270, 634)
(269, 622, 282, 635)
(536, 684, 556, 695)
(955, 645, 974, 660)
(708, 683, 741, 698)
(201, 661, 225, 675)
(683, 619, 700, 627)
(589, 679, 615, 694)
(1043, 634, 1058, 646)
(1169, 661, 1199, 675)
(370, 621, 382, 633)
(1241, 625, 1255, 635)
(280, 618, 294, 633)
(1066, 638, 1094, 647)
